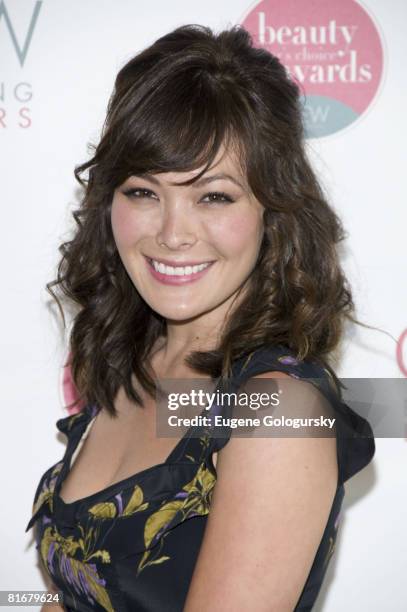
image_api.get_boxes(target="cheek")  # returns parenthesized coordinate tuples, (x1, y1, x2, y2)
(211, 211, 263, 256)
(111, 201, 144, 247)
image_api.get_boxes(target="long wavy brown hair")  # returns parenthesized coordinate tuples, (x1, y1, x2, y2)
(47, 24, 381, 416)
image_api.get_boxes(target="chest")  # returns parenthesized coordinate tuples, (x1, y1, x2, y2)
(59, 394, 218, 504)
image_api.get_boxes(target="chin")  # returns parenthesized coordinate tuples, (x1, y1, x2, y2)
(155, 308, 205, 322)
(149, 301, 214, 322)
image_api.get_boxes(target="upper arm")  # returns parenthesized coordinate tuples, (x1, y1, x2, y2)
(184, 372, 338, 612)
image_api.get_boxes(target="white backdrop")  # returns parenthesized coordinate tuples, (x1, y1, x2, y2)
(1, 1, 406, 610)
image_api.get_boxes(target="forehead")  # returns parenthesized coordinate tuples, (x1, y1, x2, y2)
(151, 142, 246, 186)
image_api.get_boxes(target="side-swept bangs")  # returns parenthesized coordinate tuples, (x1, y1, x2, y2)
(94, 56, 257, 191)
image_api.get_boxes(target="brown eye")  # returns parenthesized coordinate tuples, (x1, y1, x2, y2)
(201, 192, 234, 204)
(122, 188, 159, 200)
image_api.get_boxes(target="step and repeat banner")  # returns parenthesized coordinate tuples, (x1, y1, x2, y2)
(1, 1, 406, 610)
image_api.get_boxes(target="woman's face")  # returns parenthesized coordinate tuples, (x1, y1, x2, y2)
(111, 144, 264, 324)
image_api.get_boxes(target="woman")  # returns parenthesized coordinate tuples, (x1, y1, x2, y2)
(26, 24, 375, 611)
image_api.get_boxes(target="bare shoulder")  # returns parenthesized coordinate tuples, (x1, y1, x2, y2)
(184, 369, 338, 612)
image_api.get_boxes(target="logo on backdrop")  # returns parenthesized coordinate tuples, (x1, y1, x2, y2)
(240, 0, 385, 138)
(397, 329, 407, 378)
(61, 351, 86, 415)
(0, 0, 42, 128)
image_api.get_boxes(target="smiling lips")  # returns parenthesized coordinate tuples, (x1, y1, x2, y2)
(145, 256, 215, 285)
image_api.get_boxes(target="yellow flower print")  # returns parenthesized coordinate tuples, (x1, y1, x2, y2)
(66, 412, 86, 430)
(40, 525, 113, 611)
(87, 485, 149, 520)
(240, 350, 257, 373)
(88, 502, 117, 519)
(136, 462, 216, 575)
(323, 536, 336, 570)
(31, 462, 63, 516)
(122, 485, 149, 516)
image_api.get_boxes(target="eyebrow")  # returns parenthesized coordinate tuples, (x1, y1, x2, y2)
(131, 172, 245, 190)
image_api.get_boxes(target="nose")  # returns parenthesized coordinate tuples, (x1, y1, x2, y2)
(156, 200, 198, 250)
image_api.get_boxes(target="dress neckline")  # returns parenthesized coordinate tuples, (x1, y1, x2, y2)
(54, 392, 216, 508)
(52, 350, 264, 509)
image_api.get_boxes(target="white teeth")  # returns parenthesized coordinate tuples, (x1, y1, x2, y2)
(151, 260, 211, 276)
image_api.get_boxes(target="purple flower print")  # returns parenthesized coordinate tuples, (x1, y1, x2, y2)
(115, 494, 123, 515)
(278, 355, 300, 366)
(47, 541, 56, 574)
(174, 491, 189, 500)
(88, 404, 100, 419)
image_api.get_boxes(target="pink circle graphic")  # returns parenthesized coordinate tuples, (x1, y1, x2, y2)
(61, 350, 86, 415)
(240, 0, 385, 137)
(396, 329, 407, 378)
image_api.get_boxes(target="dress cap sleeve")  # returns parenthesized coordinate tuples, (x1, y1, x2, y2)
(209, 344, 375, 486)
(56, 403, 98, 435)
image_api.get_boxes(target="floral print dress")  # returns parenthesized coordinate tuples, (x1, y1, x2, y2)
(26, 344, 375, 611)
